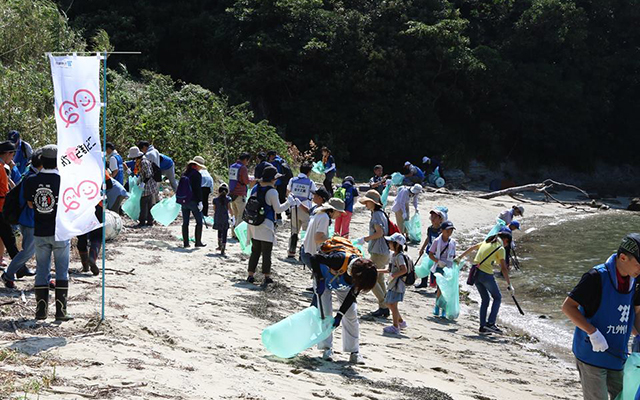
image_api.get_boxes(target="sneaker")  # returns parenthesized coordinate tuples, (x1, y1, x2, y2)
(415, 280, 429, 289)
(479, 326, 492, 335)
(262, 277, 274, 287)
(322, 349, 334, 361)
(429, 280, 437, 288)
(433, 306, 440, 316)
(246, 276, 255, 283)
(371, 308, 390, 318)
(1, 273, 15, 289)
(485, 324, 503, 334)
(287, 253, 296, 258)
(383, 325, 400, 335)
(349, 352, 365, 365)
(399, 321, 408, 330)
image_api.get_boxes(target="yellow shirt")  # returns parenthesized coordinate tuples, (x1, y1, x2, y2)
(473, 241, 505, 274)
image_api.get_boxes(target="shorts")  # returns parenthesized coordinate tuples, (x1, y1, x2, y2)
(384, 290, 404, 304)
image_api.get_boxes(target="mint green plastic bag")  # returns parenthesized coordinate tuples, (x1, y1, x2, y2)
(415, 257, 434, 279)
(435, 262, 461, 320)
(151, 195, 181, 226)
(381, 183, 391, 208)
(485, 218, 507, 240)
(122, 176, 143, 221)
(391, 172, 404, 186)
(234, 221, 252, 255)
(312, 161, 325, 174)
(262, 306, 335, 358)
(407, 213, 422, 243)
(615, 353, 640, 400)
(351, 239, 366, 256)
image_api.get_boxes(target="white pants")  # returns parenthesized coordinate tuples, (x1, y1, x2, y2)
(317, 288, 359, 353)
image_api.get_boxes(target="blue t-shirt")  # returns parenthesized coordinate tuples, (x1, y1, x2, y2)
(342, 182, 358, 212)
(159, 154, 174, 170)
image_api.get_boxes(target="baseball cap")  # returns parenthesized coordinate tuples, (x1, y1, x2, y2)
(384, 232, 406, 246)
(440, 221, 455, 230)
(7, 130, 20, 143)
(312, 187, 331, 202)
(619, 233, 640, 261)
(41, 144, 58, 159)
(509, 220, 520, 230)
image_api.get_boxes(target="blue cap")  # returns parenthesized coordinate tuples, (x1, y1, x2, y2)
(7, 130, 19, 143)
(509, 220, 520, 230)
(440, 221, 455, 230)
(498, 227, 512, 237)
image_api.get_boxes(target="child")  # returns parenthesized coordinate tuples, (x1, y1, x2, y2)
(379, 232, 409, 334)
(334, 176, 358, 238)
(429, 221, 456, 317)
(416, 207, 448, 288)
(369, 165, 388, 195)
(212, 183, 232, 255)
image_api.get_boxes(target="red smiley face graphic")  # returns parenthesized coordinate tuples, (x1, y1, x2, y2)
(58, 89, 97, 128)
(62, 180, 99, 213)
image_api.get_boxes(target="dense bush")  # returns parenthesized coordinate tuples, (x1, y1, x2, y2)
(0, 0, 288, 174)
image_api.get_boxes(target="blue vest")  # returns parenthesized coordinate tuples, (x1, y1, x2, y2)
(125, 160, 136, 175)
(320, 263, 351, 291)
(107, 178, 129, 209)
(112, 153, 124, 185)
(251, 185, 276, 223)
(229, 162, 243, 193)
(573, 255, 636, 370)
(290, 176, 313, 201)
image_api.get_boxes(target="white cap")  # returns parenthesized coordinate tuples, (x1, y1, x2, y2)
(422, 156, 431, 164)
(410, 184, 423, 194)
(404, 161, 411, 167)
(384, 232, 406, 246)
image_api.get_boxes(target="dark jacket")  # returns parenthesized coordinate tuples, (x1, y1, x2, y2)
(185, 167, 203, 203)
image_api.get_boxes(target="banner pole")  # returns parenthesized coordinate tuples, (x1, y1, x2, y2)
(101, 52, 108, 321)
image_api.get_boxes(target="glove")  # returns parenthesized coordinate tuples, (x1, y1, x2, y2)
(507, 284, 514, 294)
(588, 329, 609, 352)
(139, 182, 145, 191)
(333, 313, 343, 328)
(315, 279, 326, 296)
(386, 179, 392, 187)
(230, 216, 236, 226)
(437, 260, 446, 268)
(287, 194, 296, 208)
(402, 212, 408, 220)
(353, 237, 365, 246)
(295, 198, 303, 207)
(197, 202, 203, 212)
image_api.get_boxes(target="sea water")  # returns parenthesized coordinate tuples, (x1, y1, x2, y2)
(493, 211, 640, 360)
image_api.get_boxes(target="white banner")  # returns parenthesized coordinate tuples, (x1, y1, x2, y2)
(49, 54, 104, 241)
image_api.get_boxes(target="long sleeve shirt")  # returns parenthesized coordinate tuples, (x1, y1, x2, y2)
(139, 157, 158, 197)
(311, 252, 359, 316)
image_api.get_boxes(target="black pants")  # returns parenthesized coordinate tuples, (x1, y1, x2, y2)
(139, 195, 156, 225)
(323, 171, 336, 195)
(77, 227, 103, 261)
(0, 213, 18, 259)
(217, 227, 228, 244)
(202, 187, 211, 216)
(248, 239, 273, 275)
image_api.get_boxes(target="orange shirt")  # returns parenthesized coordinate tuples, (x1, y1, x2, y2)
(0, 165, 9, 209)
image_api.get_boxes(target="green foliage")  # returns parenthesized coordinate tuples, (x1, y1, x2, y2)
(0, 0, 287, 175)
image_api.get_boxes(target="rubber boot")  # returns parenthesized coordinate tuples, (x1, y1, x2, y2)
(35, 286, 49, 320)
(79, 251, 90, 273)
(195, 225, 206, 247)
(55, 280, 73, 321)
(220, 243, 226, 256)
(89, 239, 101, 276)
(182, 226, 190, 248)
(288, 234, 298, 257)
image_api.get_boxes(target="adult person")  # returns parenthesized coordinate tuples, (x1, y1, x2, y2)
(246, 165, 295, 286)
(8, 130, 32, 176)
(498, 205, 524, 225)
(457, 228, 514, 334)
(402, 161, 425, 185)
(416, 207, 448, 289)
(24, 145, 73, 321)
(254, 152, 271, 180)
(562, 233, 640, 400)
(76, 205, 104, 275)
(180, 156, 207, 248)
(229, 153, 251, 239)
(320, 147, 336, 195)
(105, 170, 128, 214)
(355, 190, 390, 318)
(105, 142, 124, 185)
(1, 150, 42, 288)
(300, 198, 345, 269)
(369, 165, 388, 195)
(390, 184, 422, 237)
(0, 141, 19, 262)
(137, 141, 178, 191)
(200, 167, 214, 217)
(267, 150, 291, 224)
(311, 250, 378, 364)
(127, 146, 157, 227)
(422, 156, 444, 177)
(286, 161, 317, 258)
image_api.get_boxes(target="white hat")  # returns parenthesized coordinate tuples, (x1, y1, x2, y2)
(410, 184, 423, 194)
(384, 232, 406, 246)
(404, 161, 411, 167)
(187, 156, 207, 169)
(316, 198, 346, 213)
(422, 156, 431, 164)
(127, 146, 144, 159)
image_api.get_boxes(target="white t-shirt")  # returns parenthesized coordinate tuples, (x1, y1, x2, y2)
(302, 212, 330, 255)
(391, 187, 418, 215)
(429, 235, 456, 268)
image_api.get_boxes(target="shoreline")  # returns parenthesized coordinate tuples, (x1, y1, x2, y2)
(1, 186, 612, 399)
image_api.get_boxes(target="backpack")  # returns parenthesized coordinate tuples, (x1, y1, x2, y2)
(334, 187, 346, 201)
(175, 176, 193, 205)
(383, 212, 401, 236)
(243, 186, 274, 226)
(399, 253, 416, 286)
(2, 180, 25, 225)
(319, 236, 363, 276)
(152, 162, 162, 182)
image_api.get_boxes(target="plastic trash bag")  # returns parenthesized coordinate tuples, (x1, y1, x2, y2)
(391, 172, 404, 186)
(150, 195, 181, 226)
(122, 176, 143, 221)
(415, 257, 434, 279)
(204, 216, 214, 226)
(234, 221, 252, 255)
(262, 306, 335, 358)
(407, 213, 422, 242)
(312, 161, 325, 175)
(615, 353, 640, 400)
(485, 218, 507, 240)
(435, 262, 461, 320)
(381, 183, 391, 208)
(351, 239, 366, 256)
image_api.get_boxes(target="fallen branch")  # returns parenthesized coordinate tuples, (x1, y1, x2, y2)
(0, 300, 16, 306)
(105, 267, 136, 275)
(477, 179, 596, 207)
(73, 278, 127, 289)
(149, 302, 170, 312)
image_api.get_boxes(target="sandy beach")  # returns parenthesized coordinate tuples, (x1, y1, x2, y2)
(0, 187, 591, 399)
